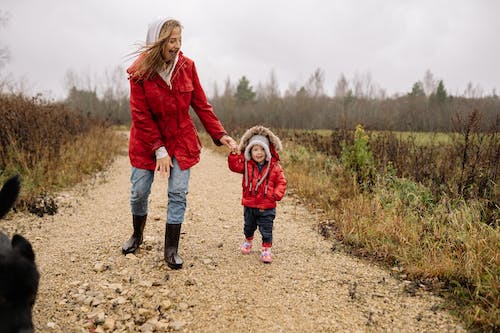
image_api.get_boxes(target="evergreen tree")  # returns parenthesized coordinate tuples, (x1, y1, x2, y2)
(408, 81, 425, 97)
(234, 76, 256, 105)
(433, 80, 448, 103)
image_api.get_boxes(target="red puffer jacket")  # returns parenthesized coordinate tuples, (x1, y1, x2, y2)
(127, 51, 226, 170)
(228, 153, 287, 209)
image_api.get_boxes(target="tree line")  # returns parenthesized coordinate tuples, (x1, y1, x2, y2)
(60, 67, 499, 133)
(212, 70, 499, 132)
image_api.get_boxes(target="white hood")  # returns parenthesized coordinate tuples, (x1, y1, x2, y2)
(146, 17, 169, 45)
(146, 17, 179, 88)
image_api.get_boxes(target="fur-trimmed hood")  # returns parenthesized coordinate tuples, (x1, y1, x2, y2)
(238, 125, 283, 160)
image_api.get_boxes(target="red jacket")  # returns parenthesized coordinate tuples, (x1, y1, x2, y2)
(228, 153, 287, 209)
(127, 51, 226, 170)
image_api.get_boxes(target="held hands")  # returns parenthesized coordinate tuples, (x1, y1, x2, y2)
(220, 135, 238, 154)
(155, 155, 174, 178)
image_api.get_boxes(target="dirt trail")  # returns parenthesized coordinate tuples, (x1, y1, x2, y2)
(3, 134, 465, 332)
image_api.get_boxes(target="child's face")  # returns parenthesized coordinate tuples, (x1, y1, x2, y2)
(251, 144, 266, 164)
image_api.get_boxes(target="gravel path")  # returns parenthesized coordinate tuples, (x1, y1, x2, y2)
(3, 136, 466, 332)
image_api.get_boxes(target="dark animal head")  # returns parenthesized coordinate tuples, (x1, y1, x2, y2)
(0, 175, 20, 220)
(0, 175, 39, 333)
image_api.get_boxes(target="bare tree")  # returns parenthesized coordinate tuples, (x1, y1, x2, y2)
(306, 68, 325, 97)
(266, 69, 280, 98)
(64, 69, 96, 94)
(223, 76, 233, 98)
(334, 73, 349, 98)
(423, 69, 436, 96)
(352, 73, 364, 97)
(211, 80, 219, 99)
(102, 65, 128, 100)
(255, 81, 266, 100)
(284, 81, 299, 97)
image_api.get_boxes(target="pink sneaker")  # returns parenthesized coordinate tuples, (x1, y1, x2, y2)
(240, 241, 252, 254)
(261, 247, 272, 263)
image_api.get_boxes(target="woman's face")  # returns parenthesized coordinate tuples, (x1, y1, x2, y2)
(162, 27, 182, 63)
(251, 145, 266, 164)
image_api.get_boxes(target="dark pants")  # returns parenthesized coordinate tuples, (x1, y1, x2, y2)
(243, 207, 276, 246)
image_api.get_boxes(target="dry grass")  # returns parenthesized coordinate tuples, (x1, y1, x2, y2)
(333, 192, 499, 331)
(0, 93, 125, 214)
(201, 128, 500, 332)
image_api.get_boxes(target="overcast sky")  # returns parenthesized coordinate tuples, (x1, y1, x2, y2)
(1, 0, 499, 100)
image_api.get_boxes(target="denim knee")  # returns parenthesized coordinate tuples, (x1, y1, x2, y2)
(166, 158, 190, 224)
(130, 167, 153, 216)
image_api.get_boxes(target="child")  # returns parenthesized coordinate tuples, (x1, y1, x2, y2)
(228, 126, 287, 263)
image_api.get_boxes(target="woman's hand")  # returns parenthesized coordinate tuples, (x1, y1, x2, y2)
(155, 155, 174, 178)
(220, 135, 238, 153)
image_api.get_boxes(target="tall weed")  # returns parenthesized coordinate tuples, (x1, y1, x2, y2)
(0, 93, 125, 214)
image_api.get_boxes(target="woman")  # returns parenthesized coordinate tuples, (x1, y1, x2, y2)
(122, 18, 237, 269)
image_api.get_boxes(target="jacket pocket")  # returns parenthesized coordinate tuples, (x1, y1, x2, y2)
(177, 82, 193, 109)
(179, 83, 193, 93)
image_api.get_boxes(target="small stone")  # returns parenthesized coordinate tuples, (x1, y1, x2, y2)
(138, 308, 152, 316)
(113, 296, 128, 305)
(82, 321, 94, 329)
(139, 280, 153, 288)
(103, 318, 116, 330)
(93, 262, 107, 272)
(94, 327, 105, 333)
(170, 321, 185, 331)
(160, 300, 172, 310)
(139, 322, 155, 333)
(125, 253, 138, 260)
(80, 306, 90, 313)
(156, 320, 170, 332)
(107, 283, 123, 293)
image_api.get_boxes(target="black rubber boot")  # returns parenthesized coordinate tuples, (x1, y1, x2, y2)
(122, 215, 147, 254)
(164, 223, 183, 269)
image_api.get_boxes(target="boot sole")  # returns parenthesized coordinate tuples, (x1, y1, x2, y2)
(122, 248, 137, 255)
(167, 262, 183, 269)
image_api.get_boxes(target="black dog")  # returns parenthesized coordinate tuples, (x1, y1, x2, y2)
(0, 175, 40, 333)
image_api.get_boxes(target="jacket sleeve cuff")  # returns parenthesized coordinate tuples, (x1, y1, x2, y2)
(212, 132, 227, 146)
(155, 146, 169, 159)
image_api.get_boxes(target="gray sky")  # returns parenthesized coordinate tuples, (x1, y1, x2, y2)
(1, 0, 499, 100)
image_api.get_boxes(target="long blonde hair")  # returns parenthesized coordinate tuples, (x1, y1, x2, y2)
(131, 19, 182, 80)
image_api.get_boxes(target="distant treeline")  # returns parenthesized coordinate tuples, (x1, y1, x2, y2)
(211, 93, 499, 132)
(65, 86, 130, 125)
(62, 71, 500, 132)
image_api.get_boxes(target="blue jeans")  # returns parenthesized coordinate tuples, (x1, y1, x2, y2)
(243, 207, 276, 245)
(130, 158, 190, 225)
